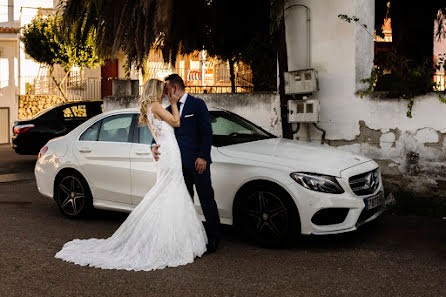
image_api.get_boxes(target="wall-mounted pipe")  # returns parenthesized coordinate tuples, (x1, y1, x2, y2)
(284, 3, 311, 70)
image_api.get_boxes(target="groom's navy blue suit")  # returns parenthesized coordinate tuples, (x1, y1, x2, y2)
(152, 94, 221, 243)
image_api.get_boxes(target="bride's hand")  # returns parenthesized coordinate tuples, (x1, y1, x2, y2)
(169, 88, 182, 105)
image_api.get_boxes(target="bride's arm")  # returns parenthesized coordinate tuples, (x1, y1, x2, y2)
(151, 102, 181, 127)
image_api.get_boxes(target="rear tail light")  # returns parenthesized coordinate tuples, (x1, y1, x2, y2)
(38, 146, 48, 160)
(13, 124, 35, 135)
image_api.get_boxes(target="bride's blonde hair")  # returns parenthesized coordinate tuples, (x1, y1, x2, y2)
(139, 79, 164, 126)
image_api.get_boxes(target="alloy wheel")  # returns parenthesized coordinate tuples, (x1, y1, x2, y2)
(238, 190, 290, 245)
(58, 175, 87, 216)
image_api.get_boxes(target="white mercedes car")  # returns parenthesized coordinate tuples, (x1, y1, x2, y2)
(35, 108, 385, 246)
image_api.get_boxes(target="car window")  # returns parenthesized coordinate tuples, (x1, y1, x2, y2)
(79, 120, 101, 141)
(62, 107, 74, 118)
(210, 111, 275, 147)
(70, 104, 87, 118)
(138, 125, 153, 145)
(98, 114, 133, 143)
(212, 116, 252, 135)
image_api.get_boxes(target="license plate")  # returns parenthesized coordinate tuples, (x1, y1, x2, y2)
(364, 192, 384, 210)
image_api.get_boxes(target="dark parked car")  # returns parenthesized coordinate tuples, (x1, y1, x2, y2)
(12, 100, 103, 155)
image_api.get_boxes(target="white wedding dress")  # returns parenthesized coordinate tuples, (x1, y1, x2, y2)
(55, 108, 208, 271)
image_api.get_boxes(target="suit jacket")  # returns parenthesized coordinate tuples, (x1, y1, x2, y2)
(151, 94, 213, 168)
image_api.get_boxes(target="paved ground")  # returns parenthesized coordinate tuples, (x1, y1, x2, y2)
(0, 144, 445, 297)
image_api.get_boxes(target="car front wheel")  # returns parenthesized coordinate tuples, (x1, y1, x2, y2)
(235, 183, 299, 247)
(56, 173, 92, 218)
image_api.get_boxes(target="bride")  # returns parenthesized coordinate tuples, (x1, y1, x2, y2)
(55, 79, 208, 271)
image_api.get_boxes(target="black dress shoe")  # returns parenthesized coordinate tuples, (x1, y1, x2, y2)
(205, 239, 219, 254)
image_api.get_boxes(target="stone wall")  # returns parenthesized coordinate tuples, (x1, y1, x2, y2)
(18, 95, 67, 119)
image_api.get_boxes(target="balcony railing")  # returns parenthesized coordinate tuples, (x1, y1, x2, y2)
(20, 76, 101, 101)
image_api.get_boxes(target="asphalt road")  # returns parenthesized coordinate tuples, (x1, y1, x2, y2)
(0, 144, 445, 297)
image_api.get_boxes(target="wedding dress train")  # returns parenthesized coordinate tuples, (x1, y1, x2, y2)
(55, 108, 208, 271)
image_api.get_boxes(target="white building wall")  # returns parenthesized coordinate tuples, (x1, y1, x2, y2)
(0, 39, 17, 139)
(284, 0, 446, 197)
(0, 0, 56, 141)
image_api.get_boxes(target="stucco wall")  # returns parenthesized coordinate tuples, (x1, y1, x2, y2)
(199, 93, 282, 136)
(284, 0, 446, 200)
(103, 92, 282, 136)
(105, 0, 446, 201)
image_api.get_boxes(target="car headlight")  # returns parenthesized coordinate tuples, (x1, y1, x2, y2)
(290, 172, 344, 194)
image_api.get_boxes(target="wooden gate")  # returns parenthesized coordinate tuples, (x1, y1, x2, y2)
(0, 107, 10, 144)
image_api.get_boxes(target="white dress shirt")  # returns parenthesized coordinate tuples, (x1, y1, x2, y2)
(178, 92, 188, 116)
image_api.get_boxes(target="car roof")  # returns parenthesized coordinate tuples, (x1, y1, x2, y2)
(103, 106, 223, 116)
(53, 100, 103, 107)
(31, 100, 103, 119)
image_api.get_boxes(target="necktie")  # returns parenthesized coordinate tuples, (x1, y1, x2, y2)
(177, 101, 182, 115)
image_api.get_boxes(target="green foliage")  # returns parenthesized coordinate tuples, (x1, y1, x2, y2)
(338, 14, 361, 25)
(205, 0, 276, 91)
(21, 15, 68, 67)
(360, 49, 442, 118)
(374, 51, 435, 98)
(438, 93, 446, 104)
(337, 14, 373, 37)
(359, 66, 383, 98)
(406, 98, 414, 118)
(22, 15, 102, 72)
(60, 0, 277, 91)
(340, 13, 446, 118)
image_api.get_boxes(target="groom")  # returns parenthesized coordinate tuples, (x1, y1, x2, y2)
(151, 74, 221, 253)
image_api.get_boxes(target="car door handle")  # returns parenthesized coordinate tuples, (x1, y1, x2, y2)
(135, 151, 151, 155)
(79, 147, 91, 153)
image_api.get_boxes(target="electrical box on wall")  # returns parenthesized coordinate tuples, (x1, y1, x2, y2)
(284, 69, 319, 95)
(288, 99, 320, 123)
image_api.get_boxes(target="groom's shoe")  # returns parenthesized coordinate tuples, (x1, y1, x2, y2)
(205, 239, 219, 254)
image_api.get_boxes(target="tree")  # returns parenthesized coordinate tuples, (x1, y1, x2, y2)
(59, 0, 208, 68)
(21, 14, 102, 99)
(205, 0, 276, 92)
(60, 0, 291, 136)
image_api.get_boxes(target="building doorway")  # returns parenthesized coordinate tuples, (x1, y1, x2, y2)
(101, 59, 118, 98)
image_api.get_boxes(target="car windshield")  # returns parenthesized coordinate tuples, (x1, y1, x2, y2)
(210, 110, 276, 147)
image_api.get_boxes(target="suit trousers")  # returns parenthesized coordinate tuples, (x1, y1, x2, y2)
(182, 164, 221, 243)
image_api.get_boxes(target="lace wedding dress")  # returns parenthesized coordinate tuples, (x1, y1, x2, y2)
(55, 108, 208, 271)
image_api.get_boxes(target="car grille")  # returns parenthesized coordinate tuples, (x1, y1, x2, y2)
(349, 168, 380, 196)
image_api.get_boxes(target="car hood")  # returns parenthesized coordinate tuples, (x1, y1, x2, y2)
(217, 138, 371, 177)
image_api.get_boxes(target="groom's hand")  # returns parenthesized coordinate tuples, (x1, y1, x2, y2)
(151, 145, 160, 161)
(195, 158, 207, 174)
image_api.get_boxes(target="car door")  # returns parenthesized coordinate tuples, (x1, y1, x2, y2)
(129, 118, 158, 206)
(73, 113, 134, 205)
(50, 107, 71, 136)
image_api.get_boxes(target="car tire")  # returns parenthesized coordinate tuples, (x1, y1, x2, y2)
(234, 183, 299, 247)
(55, 172, 93, 218)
